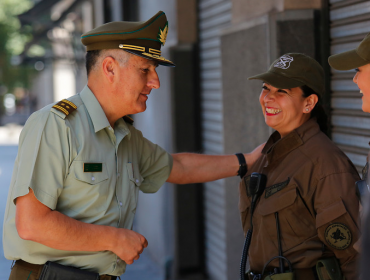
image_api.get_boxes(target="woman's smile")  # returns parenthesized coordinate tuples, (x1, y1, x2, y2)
(265, 107, 282, 115)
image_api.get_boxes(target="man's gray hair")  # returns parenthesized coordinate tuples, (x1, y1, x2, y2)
(86, 49, 133, 76)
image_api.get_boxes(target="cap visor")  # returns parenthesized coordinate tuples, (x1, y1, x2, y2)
(248, 71, 304, 89)
(124, 49, 175, 67)
(328, 49, 368, 71)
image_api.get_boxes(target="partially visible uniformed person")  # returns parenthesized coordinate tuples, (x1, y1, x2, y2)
(3, 11, 263, 279)
(328, 32, 370, 279)
(239, 53, 360, 280)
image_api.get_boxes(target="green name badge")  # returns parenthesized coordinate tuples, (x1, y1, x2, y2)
(84, 163, 103, 172)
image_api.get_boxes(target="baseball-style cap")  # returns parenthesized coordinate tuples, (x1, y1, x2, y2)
(248, 53, 325, 96)
(81, 11, 175, 67)
(329, 33, 370, 71)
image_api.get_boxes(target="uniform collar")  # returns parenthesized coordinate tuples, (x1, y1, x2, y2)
(80, 85, 111, 133)
(262, 118, 321, 164)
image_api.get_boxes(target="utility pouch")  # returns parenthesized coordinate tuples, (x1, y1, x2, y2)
(39, 261, 99, 280)
(316, 258, 343, 280)
(264, 272, 295, 280)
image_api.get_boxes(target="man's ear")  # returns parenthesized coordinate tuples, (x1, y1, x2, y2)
(102, 56, 116, 83)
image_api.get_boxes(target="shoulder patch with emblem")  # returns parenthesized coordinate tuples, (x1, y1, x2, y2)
(265, 178, 290, 198)
(52, 99, 77, 117)
(123, 115, 134, 125)
(325, 223, 352, 250)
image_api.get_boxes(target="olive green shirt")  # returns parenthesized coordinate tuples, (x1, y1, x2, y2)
(3, 85, 173, 276)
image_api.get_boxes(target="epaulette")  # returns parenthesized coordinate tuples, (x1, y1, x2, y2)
(123, 115, 134, 125)
(51, 99, 77, 118)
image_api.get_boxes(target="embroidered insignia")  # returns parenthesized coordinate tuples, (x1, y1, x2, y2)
(325, 223, 352, 250)
(83, 163, 102, 172)
(274, 54, 294, 69)
(265, 178, 290, 198)
(123, 115, 134, 125)
(52, 99, 77, 116)
(157, 22, 168, 46)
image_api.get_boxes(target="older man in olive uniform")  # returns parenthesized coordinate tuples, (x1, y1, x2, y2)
(3, 11, 262, 279)
(329, 32, 370, 278)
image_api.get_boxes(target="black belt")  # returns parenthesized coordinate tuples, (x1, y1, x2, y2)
(15, 260, 118, 280)
(247, 267, 318, 280)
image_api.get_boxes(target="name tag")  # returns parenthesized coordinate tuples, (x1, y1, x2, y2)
(265, 178, 290, 198)
(83, 163, 103, 172)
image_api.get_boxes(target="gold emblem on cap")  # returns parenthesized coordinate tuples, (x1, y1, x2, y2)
(158, 22, 168, 46)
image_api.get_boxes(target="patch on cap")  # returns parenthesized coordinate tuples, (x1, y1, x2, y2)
(274, 54, 294, 69)
(325, 223, 352, 250)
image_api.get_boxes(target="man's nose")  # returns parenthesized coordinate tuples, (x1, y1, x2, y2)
(148, 71, 160, 89)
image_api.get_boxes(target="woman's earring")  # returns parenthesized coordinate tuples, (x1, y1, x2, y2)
(305, 108, 309, 112)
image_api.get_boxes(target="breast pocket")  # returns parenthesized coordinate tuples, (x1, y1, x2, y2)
(74, 162, 109, 185)
(257, 185, 316, 251)
(64, 161, 109, 218)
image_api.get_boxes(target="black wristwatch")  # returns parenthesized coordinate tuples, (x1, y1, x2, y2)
(235, 153, 247, 178)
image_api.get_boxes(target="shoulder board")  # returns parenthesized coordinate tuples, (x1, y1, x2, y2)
(51, 99, 77, 119)
(123, 115, 134, 125)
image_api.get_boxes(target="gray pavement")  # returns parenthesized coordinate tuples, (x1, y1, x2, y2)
(0, 126, 164, 280)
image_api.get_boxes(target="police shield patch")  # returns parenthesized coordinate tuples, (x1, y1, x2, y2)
(325, 223, 352, 250)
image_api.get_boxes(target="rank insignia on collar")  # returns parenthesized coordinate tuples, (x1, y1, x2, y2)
(325, 223, 351, 250)
(158, 22, 168, 46)
(52, 99, 77, 116)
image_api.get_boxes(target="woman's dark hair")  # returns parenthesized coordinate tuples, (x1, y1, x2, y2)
(300, 85, 329, 135)
(85, 50, 102, 76)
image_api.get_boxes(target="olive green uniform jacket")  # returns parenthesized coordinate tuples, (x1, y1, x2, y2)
(239, 118, 360, 279)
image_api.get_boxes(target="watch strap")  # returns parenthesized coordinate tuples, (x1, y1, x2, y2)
(235, 153, 247, 178)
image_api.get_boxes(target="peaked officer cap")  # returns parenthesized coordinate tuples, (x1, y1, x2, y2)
(81, 11, 175, 67)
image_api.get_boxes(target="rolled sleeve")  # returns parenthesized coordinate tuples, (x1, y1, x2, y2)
(12, 111, 70, 210)
(137, 135, 173, 193)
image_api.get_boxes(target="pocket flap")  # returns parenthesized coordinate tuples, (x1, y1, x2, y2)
(316, 200, 347, 229)
(258, 188, 297, 216)
(73, 161, 108, 185)
(126, 163, 143, 186)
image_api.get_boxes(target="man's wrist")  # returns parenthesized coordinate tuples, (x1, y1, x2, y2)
(235, 153, 247, 178)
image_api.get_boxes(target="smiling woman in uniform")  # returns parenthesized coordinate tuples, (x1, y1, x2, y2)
(239, 53, 360, 280)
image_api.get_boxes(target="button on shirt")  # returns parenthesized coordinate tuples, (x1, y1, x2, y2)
(3, 85, 173, 276)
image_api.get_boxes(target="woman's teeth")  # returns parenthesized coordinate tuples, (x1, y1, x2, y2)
(360, 90, 363, 94)
(266, 108, 282, 114)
